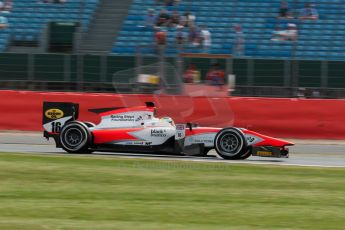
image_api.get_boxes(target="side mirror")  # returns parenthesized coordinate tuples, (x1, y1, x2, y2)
(186, 123, 199, 131)
(186, 122, 193, 131)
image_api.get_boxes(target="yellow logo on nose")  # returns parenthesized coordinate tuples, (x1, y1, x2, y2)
(257, 151, 273, 156)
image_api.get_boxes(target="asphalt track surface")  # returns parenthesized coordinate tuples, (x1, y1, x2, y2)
(0, 132, 345, 168)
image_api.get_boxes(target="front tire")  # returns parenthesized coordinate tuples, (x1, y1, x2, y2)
(60, 121, 92, 153)
(214, 127, 248, 160)
(237, 147, 252, 160)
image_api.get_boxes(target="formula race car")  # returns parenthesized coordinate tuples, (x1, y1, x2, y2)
(43, 101, 293, 160)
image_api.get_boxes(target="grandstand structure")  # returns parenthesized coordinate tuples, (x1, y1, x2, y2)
(1, 0, 345, 97)
(0, 0, 343, 59)
(113, 0, 345, 59)
(0, 0, 99, 51)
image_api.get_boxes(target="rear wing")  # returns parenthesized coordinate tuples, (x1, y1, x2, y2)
(43, 102, 79, 140)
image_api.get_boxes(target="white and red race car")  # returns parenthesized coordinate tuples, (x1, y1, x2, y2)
(43, 102, 293, 160)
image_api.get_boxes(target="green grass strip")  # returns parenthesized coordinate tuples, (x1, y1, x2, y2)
(0, 152, 344, 230)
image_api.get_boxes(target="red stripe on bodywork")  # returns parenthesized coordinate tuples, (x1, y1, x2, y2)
(92, 128, 143, 144)
(99, 106, 154, 117)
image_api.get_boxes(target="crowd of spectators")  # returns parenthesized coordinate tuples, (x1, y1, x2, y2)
(141, 1, 323, 56)
(144, 8, 196, 30)
(273, 2, 319, 42)
(277, 1, 319, 20)
(143, 1, 212, 51)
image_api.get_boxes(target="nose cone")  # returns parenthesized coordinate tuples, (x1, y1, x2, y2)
(270, 137, 294, 147)
(243, 129, 294, 147)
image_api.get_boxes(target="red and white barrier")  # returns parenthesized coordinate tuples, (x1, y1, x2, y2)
(1, 90, 345, 139)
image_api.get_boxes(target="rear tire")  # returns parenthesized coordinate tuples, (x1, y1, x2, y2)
(83, 122, 96, 128)
(60, 121, 92, 153)
(214, 127, 248, 160)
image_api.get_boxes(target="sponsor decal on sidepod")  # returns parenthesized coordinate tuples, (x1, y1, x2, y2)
(45, 109, 64, 120)
(151, 129, 167, 137)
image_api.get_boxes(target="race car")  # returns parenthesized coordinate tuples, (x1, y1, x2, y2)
(43, 101, 293, 160)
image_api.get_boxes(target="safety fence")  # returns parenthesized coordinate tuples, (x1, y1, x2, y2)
(1, 53, 345, 97)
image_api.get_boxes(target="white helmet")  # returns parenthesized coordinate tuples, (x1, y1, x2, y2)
(160, 117, 175, 126)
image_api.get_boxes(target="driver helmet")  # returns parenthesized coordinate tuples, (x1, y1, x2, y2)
(160, 117, 175, 126)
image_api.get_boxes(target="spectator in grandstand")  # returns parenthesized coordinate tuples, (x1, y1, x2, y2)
(144, 9, 156, 29)
(0, 0, 10, 12)
(175, 26, 186, 45)
(165, 0, 180, 6)
(39, 0, 64, 3)
(271, 23, 298, 41)
(188, 25, 201, 46)
(156, 0, 177, 6)
(155, 28, 167, 45)
(3, 0, 12, 11)
(183, 64, 201, 83)
(233, 24, 245, 56)
(166, 0, 174, 6)
(299, 3, 318, 20)
(200, 25, 212, 52)
(170, 11, 180, 27)
(277, 1, 292, 19)
(0, 14, 8, 29)
(156, 9, 171, 27)
(180, 12, 195, 28)
(206, 63, 225, 87)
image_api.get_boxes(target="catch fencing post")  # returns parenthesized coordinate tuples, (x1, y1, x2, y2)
(176, 44, 183, 83)
(158, 45, 166, 87)
(321, 60, 328, 88)
(27, 53, 35, 81)
(225, 57, 233, 79)
(77, 54, 84, 92)
(284, 60, 291, 87)
(247, 58, 254, 86)
(64, 54, 71, 91)
(100, 55, 107, 83)
(134, 47, 143, 93)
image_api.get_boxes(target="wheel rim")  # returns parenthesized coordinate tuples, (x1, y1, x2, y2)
(64, 128, 83, 148)
(219, 133, 241, 156)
